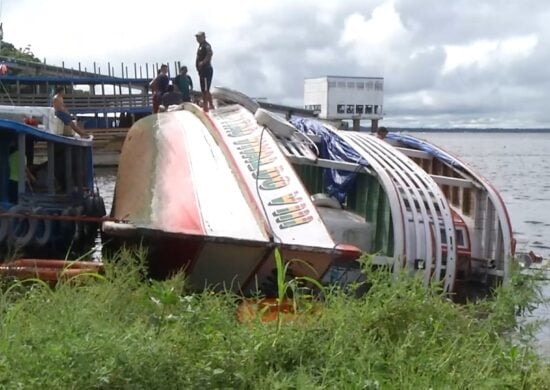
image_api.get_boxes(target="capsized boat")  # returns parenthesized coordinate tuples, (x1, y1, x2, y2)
(104, 86, 516, 296)
(0, 106, 106, 256)
(102, 102, 362, 294)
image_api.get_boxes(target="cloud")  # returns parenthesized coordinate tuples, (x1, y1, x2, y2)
(443, 35, 538, 74)
(2, 0, 550, 127)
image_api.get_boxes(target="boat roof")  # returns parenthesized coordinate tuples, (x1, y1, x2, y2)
(0, 119, 93, 147)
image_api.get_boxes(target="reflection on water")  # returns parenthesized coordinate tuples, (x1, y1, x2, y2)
(94, 132, 550, 355)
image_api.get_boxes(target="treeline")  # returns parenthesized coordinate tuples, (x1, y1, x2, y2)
(0, 40, 41, 63)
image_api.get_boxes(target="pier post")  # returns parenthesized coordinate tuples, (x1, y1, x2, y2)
(352, 118, 360, 132)
(371, 119, 379, 133)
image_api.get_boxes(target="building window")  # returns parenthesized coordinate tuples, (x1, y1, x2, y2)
(366, 81, 373, 90)
(365, 105, 373, 114)
(347, 82, 354, 88)
(337, 82, 346, 88)
(346, 105, 354, 114)
(355, 105, 364, 114)
(356, 82, 364, 89)
(328, 81, 336, 87)
(337, 104, 345, 114)
(375, 81, 384, 91)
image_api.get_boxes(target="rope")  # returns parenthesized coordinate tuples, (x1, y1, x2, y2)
(0, 212, 128, 223)
(0, 79, 14, 105)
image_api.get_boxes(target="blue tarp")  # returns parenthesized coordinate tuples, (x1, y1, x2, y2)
(386, 133, 464, 169)
(289, 117, 369, 203)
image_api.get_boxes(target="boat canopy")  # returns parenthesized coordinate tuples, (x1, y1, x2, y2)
(0, 119, 92, 147)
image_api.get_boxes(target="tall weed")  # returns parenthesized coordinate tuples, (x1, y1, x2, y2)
(0, 250, 548, 389)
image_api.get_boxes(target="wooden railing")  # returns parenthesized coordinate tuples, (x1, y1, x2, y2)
(0, 93, 153, 113)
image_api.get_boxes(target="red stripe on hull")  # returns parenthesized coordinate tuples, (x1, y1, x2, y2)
(154, 115, 204, 235)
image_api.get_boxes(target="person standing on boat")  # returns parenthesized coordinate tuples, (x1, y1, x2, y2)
(195, 31, 214, 111)
(52, 87, 89, 138)
(174, 65, 193, 102)
(150, 64, 170, 114)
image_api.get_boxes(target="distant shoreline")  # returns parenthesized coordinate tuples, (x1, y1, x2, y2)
(389, 128, 550, 133)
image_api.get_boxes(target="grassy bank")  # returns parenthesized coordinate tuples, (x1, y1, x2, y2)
(0, 250, 549, 389)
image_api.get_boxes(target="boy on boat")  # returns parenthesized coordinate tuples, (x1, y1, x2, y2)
(52, 87, 89, 138)
(174, 66, 193, 103)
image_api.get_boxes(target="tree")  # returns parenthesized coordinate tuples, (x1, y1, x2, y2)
(0, 40, 41, 63)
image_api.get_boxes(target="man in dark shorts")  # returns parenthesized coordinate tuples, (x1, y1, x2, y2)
(52, 87, 89, 138)
(174, 66, 193, 102)
(195, 31, 214, 111)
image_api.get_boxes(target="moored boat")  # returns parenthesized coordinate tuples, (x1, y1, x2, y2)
(0, 106, 106, 257)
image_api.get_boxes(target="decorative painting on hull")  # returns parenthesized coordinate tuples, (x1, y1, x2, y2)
(209, 105, 334, 249)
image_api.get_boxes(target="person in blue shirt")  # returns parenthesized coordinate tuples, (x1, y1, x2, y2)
(174, 66, 193, 103)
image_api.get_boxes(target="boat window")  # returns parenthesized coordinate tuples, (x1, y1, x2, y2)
(456, 229, 465, 247)
(328, 81, 336, 88)
(337, 82, 346, 88)
(28, 142, 87, 195)
(347, 82, 355, 88)
(356, 82, 365, 89)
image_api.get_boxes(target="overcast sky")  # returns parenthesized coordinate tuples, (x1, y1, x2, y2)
(1, 0, 549, 128)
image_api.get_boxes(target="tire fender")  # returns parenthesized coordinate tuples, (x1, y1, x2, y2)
(32, 207, 53, 247)
(61, 206, 83, 243)
(7, 205, 37, 248)
(0, 211, 9, 245)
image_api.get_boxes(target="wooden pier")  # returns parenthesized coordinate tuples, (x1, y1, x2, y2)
(0, 56, 316, 166)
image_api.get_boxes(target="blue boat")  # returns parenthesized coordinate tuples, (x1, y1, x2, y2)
(0, 108, 106, 257)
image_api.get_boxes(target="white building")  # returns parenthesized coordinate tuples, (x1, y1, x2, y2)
(304, 76, 384, 122)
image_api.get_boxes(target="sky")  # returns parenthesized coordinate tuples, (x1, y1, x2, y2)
(1, 0, 549, 128)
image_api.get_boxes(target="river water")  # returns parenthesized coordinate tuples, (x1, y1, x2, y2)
(94, 131, 550, 355)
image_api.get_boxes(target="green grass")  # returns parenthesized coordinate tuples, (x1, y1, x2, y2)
(0, 249, 549, 389)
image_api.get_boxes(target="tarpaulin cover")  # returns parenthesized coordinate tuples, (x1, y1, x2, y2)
(386, 133, 464, 169)
(289, 117, 369, 203)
